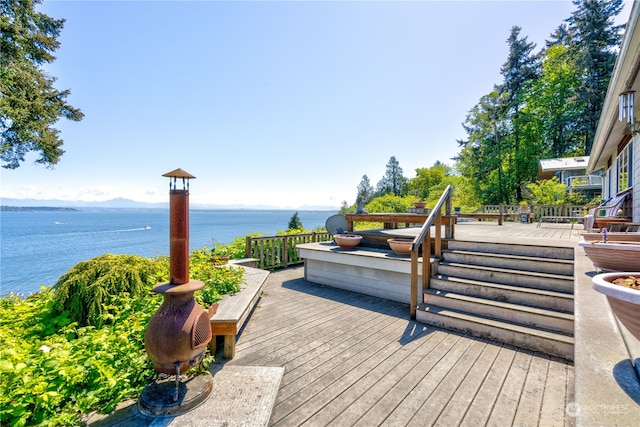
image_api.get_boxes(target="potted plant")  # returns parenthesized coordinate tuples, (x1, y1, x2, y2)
(592, 272, 640, 341)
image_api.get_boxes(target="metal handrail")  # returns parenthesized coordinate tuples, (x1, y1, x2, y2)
(409, 185, 453, 319)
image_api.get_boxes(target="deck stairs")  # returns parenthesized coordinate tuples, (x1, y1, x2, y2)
(416, 240, 575, 361)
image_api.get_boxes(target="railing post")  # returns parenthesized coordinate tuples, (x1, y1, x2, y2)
(445, 194, 453, 239)
(410, 250, 418, 320)
(422, 229, 431, 291)
(245, 236, 251, 258)
(283, 236, 288, 267)
(435, 214, 442, 258)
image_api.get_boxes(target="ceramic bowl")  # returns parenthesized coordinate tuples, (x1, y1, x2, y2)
(334, 234, 362, 250)
(387, 238, 414, 256)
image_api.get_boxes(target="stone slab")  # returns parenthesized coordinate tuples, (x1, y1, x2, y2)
(85, 365, 283, 426)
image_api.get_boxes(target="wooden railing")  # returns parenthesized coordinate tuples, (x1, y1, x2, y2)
(531, 205, 586, 219)
(245, 232, 332, 270)
(410, 185, 454, 319)
(474, 204, 587, 221)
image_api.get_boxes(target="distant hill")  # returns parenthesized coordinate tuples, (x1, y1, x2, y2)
(0, 205, 79, 212)
(0, 197, 167, 209)
(0, 197, 337, 211)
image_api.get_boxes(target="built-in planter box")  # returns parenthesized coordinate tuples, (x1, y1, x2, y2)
(297, 241, 435, 304)
(592, 272, 640, 342)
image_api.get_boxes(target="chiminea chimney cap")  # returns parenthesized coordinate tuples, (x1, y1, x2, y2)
(162, 168, 196, 179)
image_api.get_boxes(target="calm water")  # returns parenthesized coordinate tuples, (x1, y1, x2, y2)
(0, 208, 335, 296)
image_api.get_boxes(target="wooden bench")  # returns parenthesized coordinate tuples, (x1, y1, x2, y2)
(208, 266, 270, 359)
(455, 212, 531, 225)
(536, 216, 583, 230)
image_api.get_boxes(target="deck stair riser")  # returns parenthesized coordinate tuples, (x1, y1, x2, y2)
(416, 307, 574, 361)
(446, 240, 574, 260)
(442, 250, 574, 276)
(430, 276, 574, 313)
(436, 263, 574, 294)
(423, 290, 574, 334)
(417, 240, 575, 361)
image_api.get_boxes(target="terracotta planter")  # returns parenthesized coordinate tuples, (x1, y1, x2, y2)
(578, 241, 640, 272)
(592, 272, 640, 341)
(413, 202, 427, 209)
(387, 238, 414, 256)
(581, 233, 640, 242)
(334, 234, 362, 250)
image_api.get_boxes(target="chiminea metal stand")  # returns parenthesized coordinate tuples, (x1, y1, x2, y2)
(139, 169, 213, 417)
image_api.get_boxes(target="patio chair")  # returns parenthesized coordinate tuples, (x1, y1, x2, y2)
(584, 193, 630, 231)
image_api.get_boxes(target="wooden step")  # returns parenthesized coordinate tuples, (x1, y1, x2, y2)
(436, 262, 574, 293)
(442, 249, 574, 276)
(430, 275, 574, 313)
(417, 305, 574, 361)
(446, 240, 574, 260)
(423, 289, 574, 335)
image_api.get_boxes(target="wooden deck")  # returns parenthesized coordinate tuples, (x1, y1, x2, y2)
(226, 266, 573, 426)
(224, 222, 579, 427)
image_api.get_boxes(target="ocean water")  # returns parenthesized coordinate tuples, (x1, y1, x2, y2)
(0, 208, 335, 296)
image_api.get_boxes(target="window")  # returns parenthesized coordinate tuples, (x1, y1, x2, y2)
(617, 143, 632, 192)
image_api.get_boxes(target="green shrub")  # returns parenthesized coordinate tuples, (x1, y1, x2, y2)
(51, 254, 168, 328)
(190, 247, 244, 306)
(0, 250, 245, 426)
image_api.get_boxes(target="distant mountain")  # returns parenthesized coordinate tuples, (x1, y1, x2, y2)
(0, 197, 167, 209)
(0, 197, 338, 211)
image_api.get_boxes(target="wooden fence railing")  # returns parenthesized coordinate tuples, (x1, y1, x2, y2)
(245, 232, 333, 270)
(477, 204, 586, 220)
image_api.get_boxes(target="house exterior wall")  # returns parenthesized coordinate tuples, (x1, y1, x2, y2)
(601, 137, 638, 221)
(605, 163, 616, 199)
(633, 136, 640, 222)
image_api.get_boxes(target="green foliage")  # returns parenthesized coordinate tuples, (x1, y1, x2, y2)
(0, 249, 245, 426)
(567, 0, 624, 154)
(1, 0, 84, 169)
(366, 194, 414, 213)
(51, 254, 168, 328)
(287, 211, 303, 231)
(189, 247, 244, 307)
(407, 162, 450, 201)
(0, 289, 160, 426)
(454, 1, 624, 205)
(211, 234, 257, 259)
(526, 177, 567, 205)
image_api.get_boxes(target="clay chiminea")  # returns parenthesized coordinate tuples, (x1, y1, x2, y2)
(140, 169, 213, 415)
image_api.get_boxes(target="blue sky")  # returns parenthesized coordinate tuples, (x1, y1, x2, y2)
(1, 0, 632, 209)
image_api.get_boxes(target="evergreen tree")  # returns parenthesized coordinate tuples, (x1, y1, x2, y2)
(375, 156, 407, 197)
(499, 26, 540, 201)
(545, 23, 572, 48)
(356, 174, 374, 205)
(457, 91, 509, 204)
(1, 0, 84, 169)
(566, 0, 624, 153)
(287, 211, 302, 230)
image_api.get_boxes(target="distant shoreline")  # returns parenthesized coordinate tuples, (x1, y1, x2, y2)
(0, 206, 80, 212)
